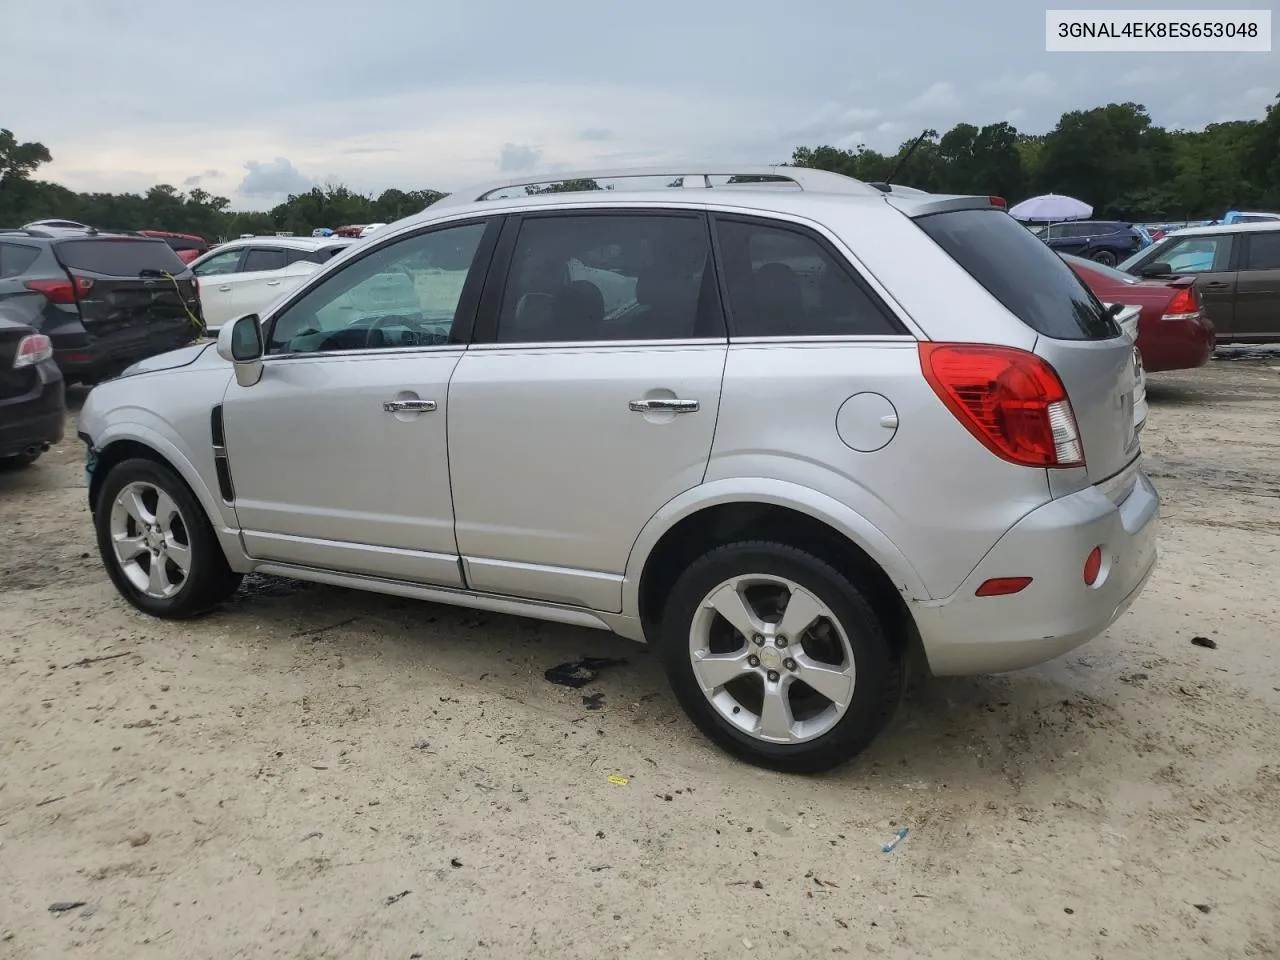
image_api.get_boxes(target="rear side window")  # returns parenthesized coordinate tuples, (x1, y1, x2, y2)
(55, 238, 187, 276)
(0, 242, 40, 278)
(916, 208, 1118, 341)
(242, 248, 287, 272)
(1244, 232, 1280, 270)
(496, 214, 718, 343)
(715, 218, 901, 337)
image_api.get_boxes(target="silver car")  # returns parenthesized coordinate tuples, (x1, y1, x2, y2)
(77, 167, 1159, 772)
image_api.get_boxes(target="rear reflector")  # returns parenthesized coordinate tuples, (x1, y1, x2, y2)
(919, 342, 1085, 468)
(13, 334, 53, 368)
(976, 576, 1033, 597)
(1084, 546, 1103, 585)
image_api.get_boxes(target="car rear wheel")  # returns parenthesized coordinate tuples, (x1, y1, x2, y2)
(1091, 249, 1118, 266)
(0, 451, 40, 470)
(658, 541, 902, 773)
(94, 457, 242, 618)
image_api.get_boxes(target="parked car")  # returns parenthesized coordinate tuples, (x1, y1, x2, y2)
(0, 227, 203, 385)
(1220, 210, 1280, 225)
(24, 218, 90, 231)
(334, 225, 366, 238)
(137, 230, 209, 264)
(188, 236, 355, 332)
(1062, 253, 1215, 372)
(1118, 221, 1280, 342)
(0, 316, 64, 468)
(1031, 220, 1144, 266)
(359, 223, 387, 237)
(77, 166, 1157, 773)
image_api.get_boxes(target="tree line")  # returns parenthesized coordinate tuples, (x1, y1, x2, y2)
(1, 96, 1277, 240)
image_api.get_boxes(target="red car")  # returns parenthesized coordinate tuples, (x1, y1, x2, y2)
(1063, 253, 1215, 372)
(137, 230, 209, 264)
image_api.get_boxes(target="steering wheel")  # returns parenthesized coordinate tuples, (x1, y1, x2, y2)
(363, 314, 446, 349)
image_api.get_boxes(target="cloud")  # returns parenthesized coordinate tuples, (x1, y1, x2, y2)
(238, 157, 313, 197)
(579, 127, 613, 141)
(182, 168, 222, 187)
(498, 142, 542, 172)
(904, 81, 961, 114)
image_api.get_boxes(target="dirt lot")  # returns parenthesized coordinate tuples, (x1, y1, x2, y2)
(2, 361, 1278, 960)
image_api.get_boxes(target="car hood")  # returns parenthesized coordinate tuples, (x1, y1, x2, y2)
(119, 340, 220, 377)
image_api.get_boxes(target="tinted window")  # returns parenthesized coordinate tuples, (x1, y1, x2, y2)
(267, 221, 487, 354)
(194, 248, 244, 276)
(1158, 235, 1234, 274)
(0, 242, 39, 278)
(284, 248, 315, 265)
(242, 248, 287, 272)
(496, 214, 717, 343)
(55, 238, 187, 275)
(917, 208, 1118, 341)
(1244, 232, 1280, 271)
(716, 218, 900, 337)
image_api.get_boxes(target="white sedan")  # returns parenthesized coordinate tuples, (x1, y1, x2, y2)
(190, 236, 355, 331)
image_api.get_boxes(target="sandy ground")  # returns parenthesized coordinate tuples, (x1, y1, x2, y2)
(2, 360, 1278, 960)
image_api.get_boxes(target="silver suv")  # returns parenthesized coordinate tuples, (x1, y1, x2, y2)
(77, 167, 1159, 772)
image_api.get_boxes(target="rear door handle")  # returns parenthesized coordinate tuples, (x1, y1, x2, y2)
(217, 285, 232, 292)
(266, 280, 281, 287)
(629, 398, 699, 413)
(1204, 281, 1230, 289)
(383, 399, 437, 413)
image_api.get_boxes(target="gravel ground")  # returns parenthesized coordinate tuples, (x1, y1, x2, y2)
(1, 360, 1278, 960)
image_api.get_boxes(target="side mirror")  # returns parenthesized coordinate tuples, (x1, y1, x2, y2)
(216, 314, 265, 387)
(1140, 262, 1172, 278)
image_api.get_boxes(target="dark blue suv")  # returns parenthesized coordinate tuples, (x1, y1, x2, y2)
(1031, 221, 1143, 266)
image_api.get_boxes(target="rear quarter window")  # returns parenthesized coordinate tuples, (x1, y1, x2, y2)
(55, 238, 187, 276)
(916, 208, 1119, 341)
(0, 242, 40, 278)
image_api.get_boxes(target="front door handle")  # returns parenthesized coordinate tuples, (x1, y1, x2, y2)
(1203, 281, 1230, 290)
(218, 285, 232, 292)
(383, 399, 437, 413)
(266, 280, 281, 287)
(629, 398, 699, 413)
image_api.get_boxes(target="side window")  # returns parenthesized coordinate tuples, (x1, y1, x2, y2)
(0, 242, 39, 278)
(284, 248, 313, 265)
(495, 214, 716, 343)
(242, 247, 287, 272)
(1163, 235, 1234, 274)
(1243, 232, 1280, 271)
(266, 221, 488, 355)
(193, 248, 244, 276)
(715, 218, 902, 338)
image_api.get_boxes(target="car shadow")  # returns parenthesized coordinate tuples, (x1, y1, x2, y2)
(206, 574, 1128, 793)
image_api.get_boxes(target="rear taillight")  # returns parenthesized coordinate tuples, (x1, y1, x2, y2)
(24, 276, 93, 304)
(1162, 285, 1200, 320)
(13, 334, 53, 369)
(988, 196, 1007, 209)
(919, 342, 1085, 469)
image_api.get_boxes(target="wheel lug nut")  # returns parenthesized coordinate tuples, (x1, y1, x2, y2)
(751, 634, 764, 646)
(747, 655, 760, 668)
(784, 658, 797, 671)
(767, 670, 779, 683)
(776, 635, 788, 647)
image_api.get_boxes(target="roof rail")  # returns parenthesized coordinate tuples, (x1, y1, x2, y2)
(429, 165, 886, 209)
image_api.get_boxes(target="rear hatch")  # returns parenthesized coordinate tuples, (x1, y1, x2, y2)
(52, 237, 202, 361)
(914, 206, 1141, 486)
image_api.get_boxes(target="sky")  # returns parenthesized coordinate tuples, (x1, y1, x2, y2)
(1, 0, 1275, 210)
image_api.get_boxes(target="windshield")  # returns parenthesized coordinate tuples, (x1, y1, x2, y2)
(1061, 253, 1141, 284)
(916, 208, 1118, 341)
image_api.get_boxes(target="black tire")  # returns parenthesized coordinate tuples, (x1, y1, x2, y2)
(94, 457, 242, 619)
(0, 451, 40, 470)
(1091, 249, 1118, 267)
(657, 541, 902, 774)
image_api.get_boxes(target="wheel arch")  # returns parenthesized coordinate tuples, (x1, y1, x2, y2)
(626, 480, 928, 653)
(87, 425, 248, 571)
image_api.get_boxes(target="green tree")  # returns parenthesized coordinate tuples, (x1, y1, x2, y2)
(0, 129, 53, 223)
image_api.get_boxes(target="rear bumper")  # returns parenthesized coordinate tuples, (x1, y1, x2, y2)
(910, 466, 1159, 676)
(0, 361, 65, 458)
(1139, 316, 1215, 372)
(55, 325, 199, 382)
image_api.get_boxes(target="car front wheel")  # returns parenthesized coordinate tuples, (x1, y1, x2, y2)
(658, 541, 902, 773)
(94, 457, 242, 618)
